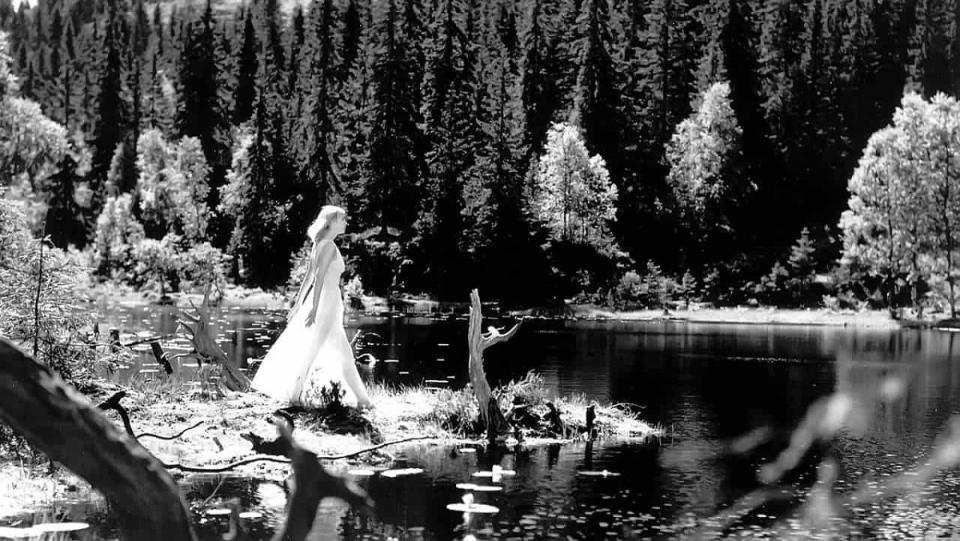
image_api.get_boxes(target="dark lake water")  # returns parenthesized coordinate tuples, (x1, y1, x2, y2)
(7, 305, 960, 540)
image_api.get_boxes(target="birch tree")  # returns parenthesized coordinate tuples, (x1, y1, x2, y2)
(533, 121, 617, 247)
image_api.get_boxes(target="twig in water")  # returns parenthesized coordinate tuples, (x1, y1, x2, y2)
(316, 435, 434, 460)
(201, 476, 227, 507)
(137, 421, 205, 441)
(162, 435, 437, 473)
(163, 455, 292, 473)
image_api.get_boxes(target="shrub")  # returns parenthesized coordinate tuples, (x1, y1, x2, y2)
(343, 275, 365, 310)
(0, 197, 104, 386)
(177, 242, 230, 293)
(131, 234, 180, 294)
(92, 193, 144, 280)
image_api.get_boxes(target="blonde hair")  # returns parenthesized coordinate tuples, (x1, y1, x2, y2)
(307, 205, 346, 242)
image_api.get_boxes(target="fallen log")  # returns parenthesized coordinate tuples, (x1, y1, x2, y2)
(467, 289, 521, 441)
(0, 339, 197, 541)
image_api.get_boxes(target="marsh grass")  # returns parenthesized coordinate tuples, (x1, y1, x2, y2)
(366, 371, 660, 441)
(123, 362, 242, 407)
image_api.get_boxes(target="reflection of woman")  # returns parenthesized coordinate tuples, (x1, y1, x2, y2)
(252, 206, 372, 408)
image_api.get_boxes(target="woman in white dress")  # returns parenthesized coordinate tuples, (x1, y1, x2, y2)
(251, 205, 373, 408)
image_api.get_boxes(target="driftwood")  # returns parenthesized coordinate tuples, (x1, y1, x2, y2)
(97, 391, 203, 441)
(270, 421, 374, 541)
(0, 339, 197, 541)
(467, 289, 521, 441)
(97, 391, 136, 436)
(178, 286, 250, 392)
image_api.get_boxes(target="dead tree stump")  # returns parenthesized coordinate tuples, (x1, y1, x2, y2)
(467, 289, 521, 441)
(151, 342, 174, 375)
(0, 339, 197, 541)
(179, 286, 250, 392)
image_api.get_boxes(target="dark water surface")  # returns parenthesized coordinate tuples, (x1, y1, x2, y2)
(7, 306, 960, 540)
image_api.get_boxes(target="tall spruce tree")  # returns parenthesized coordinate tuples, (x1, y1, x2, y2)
(517, 0, 556, 158)
(90, 9, 126, 199)
(297, 0, 341, 223)
(233, 7, 256, 123)
(177, 0, 228, 217)
(366, 0, 422, 232)
(416, 0, 479, 298)
(570, 0, 622, 178)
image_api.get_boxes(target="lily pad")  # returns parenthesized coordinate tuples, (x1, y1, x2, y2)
(33, 522, 90, 533)
(457, 483, 502, 492)
(205, 508, 232, 516)
(0, 526, 40, 538)
(577, 470, 621, 477)
(446, 503, 499, 514)
(381, 467, 424, 478)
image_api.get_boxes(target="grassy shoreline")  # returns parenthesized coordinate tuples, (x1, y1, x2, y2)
(564, 304, 904, 329)
(0, 373, 660, 519)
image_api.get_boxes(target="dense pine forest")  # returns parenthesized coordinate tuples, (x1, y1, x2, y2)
(2, 0, 960, 307)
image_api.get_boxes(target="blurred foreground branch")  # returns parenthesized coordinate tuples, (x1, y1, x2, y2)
(0, 338, 197, 541)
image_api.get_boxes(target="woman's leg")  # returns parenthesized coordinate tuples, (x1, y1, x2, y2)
(337, 334, 372, 407)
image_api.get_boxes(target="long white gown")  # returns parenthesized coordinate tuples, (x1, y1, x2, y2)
(251, 241, 370, 407)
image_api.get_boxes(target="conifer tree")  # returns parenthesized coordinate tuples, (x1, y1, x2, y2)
(287, 4, 305, 101)
(233, 7, 257, 123)
(417, 0, 479, 298)
(636, 0, 695, 151)
(570, 0, 621, 177)
(297, 0, 341, 222)
(517, 0, 555, 156)
(90, 8, 126, 198)
(177, 0, 228, 214)
(366, 0, 421, 232)
(340, 0, 363, 82)
(57, 18, 75, 128)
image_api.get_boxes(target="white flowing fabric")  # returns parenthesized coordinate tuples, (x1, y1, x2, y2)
(251, 241, 371, 407)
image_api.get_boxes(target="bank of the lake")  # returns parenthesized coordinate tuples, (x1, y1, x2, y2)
(0, 375, 658, 518)
(565, 304, 904, 328)
(87, 282, 906, 330)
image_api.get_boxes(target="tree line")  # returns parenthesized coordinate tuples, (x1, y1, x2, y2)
(2, 0, 959, 305)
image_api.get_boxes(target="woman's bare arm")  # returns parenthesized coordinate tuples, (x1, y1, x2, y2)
(304, 242, 336, 327)
(287, 245, 319, 321)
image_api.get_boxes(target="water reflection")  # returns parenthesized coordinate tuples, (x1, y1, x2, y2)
(12, 307, 960, 538)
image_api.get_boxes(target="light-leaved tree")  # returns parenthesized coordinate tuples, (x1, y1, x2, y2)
(534, 121, 617, 247)
(841, 93, 960, 315)
(664, 81, 742, 266)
